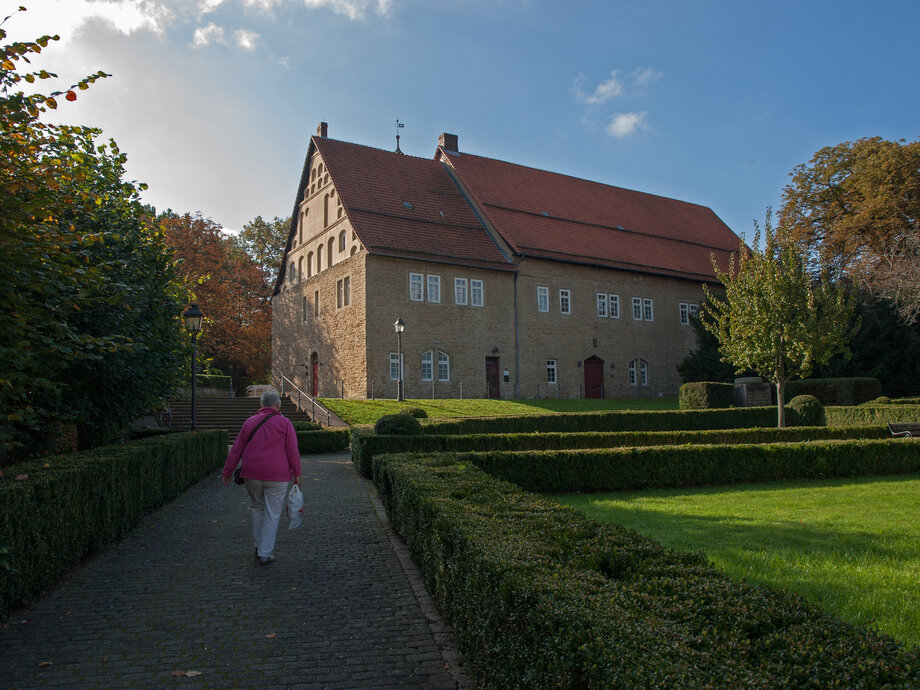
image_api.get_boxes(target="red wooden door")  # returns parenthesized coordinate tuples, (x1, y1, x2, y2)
(485, 357, 500, 399)
(584, 357, 604, 398)
(311, 352, 319, 397)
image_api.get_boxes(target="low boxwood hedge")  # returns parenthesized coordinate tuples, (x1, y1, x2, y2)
(786, 377, 882, 405)
(420, 406, 777, 436)
(827, 404, 920, 427)
(373, 453, 920, 687)
(0, 430, 226, 614)
(460, 437, 920, 494)
(296, 428, 350, 454)
(350, 425, 887, 478)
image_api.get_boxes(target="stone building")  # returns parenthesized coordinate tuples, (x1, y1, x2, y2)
(272, 123, 740, 400)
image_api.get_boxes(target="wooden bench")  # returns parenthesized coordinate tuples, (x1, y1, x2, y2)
(887, 422, 920, 437)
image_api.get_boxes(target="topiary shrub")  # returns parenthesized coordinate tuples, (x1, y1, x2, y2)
(787, 395, 826, 427)
(679, 382, 734, 409)
(374, 413, 422, 435)
(402, 407, 429, 419)
(293, 420, 322, 432)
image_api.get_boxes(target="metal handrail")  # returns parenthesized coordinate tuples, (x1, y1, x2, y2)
(280, 373, 333, 427)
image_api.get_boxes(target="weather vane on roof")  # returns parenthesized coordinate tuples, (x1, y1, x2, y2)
(395, 119, 404, 154)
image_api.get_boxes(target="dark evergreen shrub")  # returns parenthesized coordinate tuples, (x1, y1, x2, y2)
(374, 413, 422, 435)
(402, 407, 429, 418)
(293, 420, 322, 432)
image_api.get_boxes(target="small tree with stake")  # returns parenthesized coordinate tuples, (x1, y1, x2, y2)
(702, 211, 858, 427)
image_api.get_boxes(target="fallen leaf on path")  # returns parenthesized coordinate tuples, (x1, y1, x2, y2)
(186, 670, 203, 677)
(38, 661, 52, 667)
(265, 633, 276, 639)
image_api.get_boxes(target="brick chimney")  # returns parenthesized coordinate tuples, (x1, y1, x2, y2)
(317, 122, 328, 138)
(438, 132, 458, 153)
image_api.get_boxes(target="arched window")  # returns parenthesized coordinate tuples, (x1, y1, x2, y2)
(288, 261, 296, 283)
(350, 246, 357, 256)
(323, 194, 329, 227)
(337, 207, 344, 219)
(327, 237, 334, 267)
(307, 251, 313, 278)
(628, 358, 648, 387)
(338, 230, 346, 252)
(316, 248, 322, 273)
(437, 351, 450, 382)
(297, 256, 304, 281)
(421, 351, 433, 381)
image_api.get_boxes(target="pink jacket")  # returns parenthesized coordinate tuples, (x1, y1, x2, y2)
(221, 408, 301, 482)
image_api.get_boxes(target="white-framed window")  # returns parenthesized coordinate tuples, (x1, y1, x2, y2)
(437, 351, 450, 381)
(471, 279, 483, 307)
(609, 294, 620, 319)
(689, 303, 699, 319)
(679, 302, 689, 325)
(389, 353, 403, 381)
(336, 276, 350, 308)
(559, 289, 571, 314)
(301, 295, 308, 323)
(632, 297, 642, 320)
(546, 359, 557, 384)
(454, 277, 468, 305)
(596, 293, 608, 318)
(427, 274, 441, 303)
(409, 272, 423, 301)
(628, 358, 648, 386)
(643, 298, 654, 321)
(421, 351, 433, 381)
(537, 286, 549, 312)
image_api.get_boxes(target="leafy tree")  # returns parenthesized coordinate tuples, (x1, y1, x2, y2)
(162, 213, 272, 389)
(677, 304, 751, 383)
(780, 137, 920, 322)
(0, 12, 188, 457)
(235, 214, 291, 286)
(702, 212, 858, 427)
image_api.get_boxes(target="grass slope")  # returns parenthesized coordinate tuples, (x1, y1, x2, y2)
(554, 475, 920, 649)
(319, 397, 678, 425)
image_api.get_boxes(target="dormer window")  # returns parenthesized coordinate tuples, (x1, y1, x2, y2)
(403, 202, 413, 210)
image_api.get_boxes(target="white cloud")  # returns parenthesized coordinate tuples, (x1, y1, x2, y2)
(631, 66, 662, 86)
(234, 28, 259, 50)
(606, 111, 649, 139)
(573, 70, 623, 106)
(300, 0, 395, 20)
(8, 1, 174, 44)
(198, 0, 228, 14)
(193, 22, 226, 46)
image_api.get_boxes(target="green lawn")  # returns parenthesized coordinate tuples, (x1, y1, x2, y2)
(553, 476, 920, 649)
(319, 397, 678, 425)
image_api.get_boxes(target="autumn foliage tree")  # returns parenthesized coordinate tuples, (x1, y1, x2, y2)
(780, 137, 920, 322)
(0, 12, 188, 457)
(161, 213, 272, 388)
(235, 214, 290, 286)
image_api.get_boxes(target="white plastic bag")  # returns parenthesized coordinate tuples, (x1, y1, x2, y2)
(286, 484, 303, 530)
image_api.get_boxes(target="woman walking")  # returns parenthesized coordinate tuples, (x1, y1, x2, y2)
(221, 389, 301, 565)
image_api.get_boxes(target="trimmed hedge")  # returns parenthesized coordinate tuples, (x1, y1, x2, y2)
(678, 382, 734, 410)
(420, 406, 777, 435)
(0, 430, 226, 614)
(373, 453, 920, 687)
(787, 395, 826, 427)
(296, 428, 350, 454)
(375, 413, 423, 435)
(827, 404, 920, 427)
(293, 420, 322, 432)
(460, 438, 920, 494)
(786, 377, 882, 405)
(350, 425, 887, 478)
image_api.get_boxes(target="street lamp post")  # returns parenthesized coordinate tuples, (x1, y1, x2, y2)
(394, 318, 405, 402)
(183, 303, 203, 431)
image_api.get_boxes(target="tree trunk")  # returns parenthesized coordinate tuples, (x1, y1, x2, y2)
(776, 378, 786, 428)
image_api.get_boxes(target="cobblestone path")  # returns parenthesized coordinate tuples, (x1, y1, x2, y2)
(0, 452, 468, 689)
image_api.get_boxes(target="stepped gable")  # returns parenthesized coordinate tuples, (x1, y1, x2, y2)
(313, 136, 512, 270)
(439, 148, 739, 283)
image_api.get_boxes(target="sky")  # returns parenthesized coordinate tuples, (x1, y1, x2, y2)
(6, 0, 919, 237)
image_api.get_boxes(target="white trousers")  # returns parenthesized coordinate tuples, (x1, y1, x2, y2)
(244, 479, 289, 558)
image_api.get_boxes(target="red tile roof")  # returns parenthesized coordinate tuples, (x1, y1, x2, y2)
(441, 150, 739, 282)
(313, 137, 512, 270)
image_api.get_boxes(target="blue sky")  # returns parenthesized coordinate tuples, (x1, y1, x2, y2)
(9, 1, 919, 237)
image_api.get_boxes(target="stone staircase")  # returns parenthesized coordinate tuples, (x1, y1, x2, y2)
(167, 397, 311, 442)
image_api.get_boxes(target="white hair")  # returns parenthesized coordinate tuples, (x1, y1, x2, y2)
(260, 389, 281, 408)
